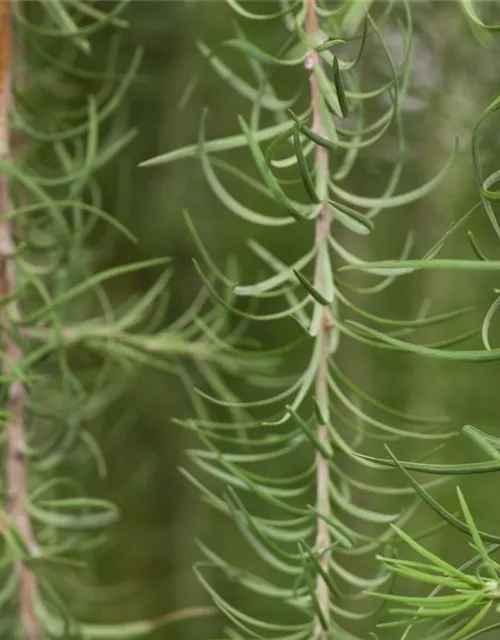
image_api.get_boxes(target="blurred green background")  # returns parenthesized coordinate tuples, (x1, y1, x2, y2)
(74, 2, 500, 638)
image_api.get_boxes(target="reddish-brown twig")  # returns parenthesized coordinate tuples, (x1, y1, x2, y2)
(303, 1, 333, 636)
(0, 2, 40, 638)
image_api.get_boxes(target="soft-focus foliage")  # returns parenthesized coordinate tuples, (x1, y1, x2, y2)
(0, 1, 234, 637)
(4, 1, 500, 640)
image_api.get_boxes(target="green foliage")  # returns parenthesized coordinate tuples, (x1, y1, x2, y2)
(141, 0, 500, 639)
(4, 1, 500, 639)
(0, 1, 248, 637)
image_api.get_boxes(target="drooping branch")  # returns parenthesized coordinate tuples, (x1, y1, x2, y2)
(0, 1, 41, 638)
(303, 1, 333, 636)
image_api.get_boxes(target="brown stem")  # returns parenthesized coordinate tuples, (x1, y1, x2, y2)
(0, 2, 40, 638)
(303, 1, 333, 637)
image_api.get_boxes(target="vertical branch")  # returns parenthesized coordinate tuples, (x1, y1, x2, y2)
(303, 1, 332, 637)
(0, 2, 40, 638)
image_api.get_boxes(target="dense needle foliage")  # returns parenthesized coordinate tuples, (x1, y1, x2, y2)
(0, 1, 239, 637)
(142, 1, 500, 639)
(3, 1, 500, 639)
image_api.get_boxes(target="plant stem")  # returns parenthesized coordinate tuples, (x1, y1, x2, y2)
(22, 325, 211, 360)
(0, 2, 40, 638)
(303, 1, 333, 636)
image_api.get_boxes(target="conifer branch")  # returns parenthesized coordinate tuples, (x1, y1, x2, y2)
(142, 1, 493, 637)
(0, 2, 40, 638)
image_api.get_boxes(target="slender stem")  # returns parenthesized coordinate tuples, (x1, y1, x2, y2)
(21, 325, 210, 357)
(303, 1, 333, 637)
(0, 2, 41, 638)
